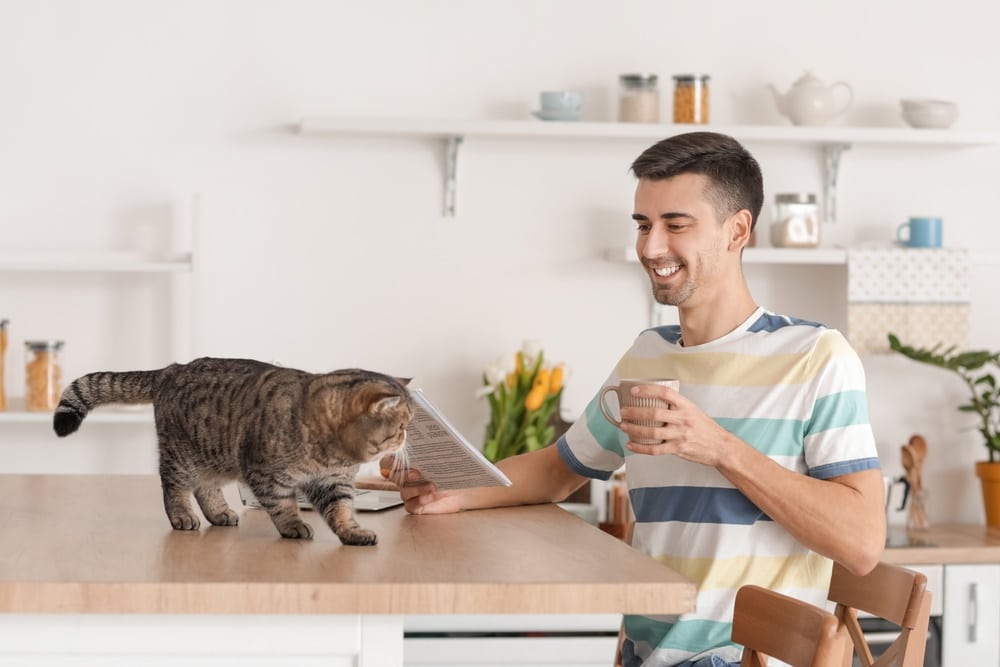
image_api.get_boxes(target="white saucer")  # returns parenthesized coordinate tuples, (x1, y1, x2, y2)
(531, 108, 582, 122)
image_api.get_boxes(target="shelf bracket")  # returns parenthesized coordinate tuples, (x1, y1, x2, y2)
(823, 142, 851, 224)
(443, 135, 464, 217)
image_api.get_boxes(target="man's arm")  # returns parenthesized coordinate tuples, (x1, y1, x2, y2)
(621, 384, 885, 576)
(381, 443, 590, 515)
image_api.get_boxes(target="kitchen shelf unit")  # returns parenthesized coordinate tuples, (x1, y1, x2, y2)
(606, 246, 1000, 266)
(298, 117, 1000, 219)
(1, 250, 195, 426)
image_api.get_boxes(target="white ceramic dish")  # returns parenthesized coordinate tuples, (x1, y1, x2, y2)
(900, 98, 959, 129)
(531, 108, 583, 122)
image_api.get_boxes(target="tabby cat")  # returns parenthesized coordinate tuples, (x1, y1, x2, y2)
(53, 357, 414, 545)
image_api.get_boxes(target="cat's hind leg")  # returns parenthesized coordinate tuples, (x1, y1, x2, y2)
(194, 485, 239, 527)
(304, 477, 377, 546)
(246, 473, 313, 539)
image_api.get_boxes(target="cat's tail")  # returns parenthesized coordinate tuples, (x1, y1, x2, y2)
(53, 370, 161, 437)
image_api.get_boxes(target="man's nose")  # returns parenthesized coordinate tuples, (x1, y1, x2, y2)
(640, 225, 670, 258)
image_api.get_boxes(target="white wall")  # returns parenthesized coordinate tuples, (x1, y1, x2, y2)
(2, 0, 1000, 523)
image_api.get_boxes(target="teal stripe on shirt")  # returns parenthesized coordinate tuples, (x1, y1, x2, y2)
(714, 417, 805, 456)
(584, 397, 627, 456)
(625, 614, 735, 653)
(807, 390, 869, 435)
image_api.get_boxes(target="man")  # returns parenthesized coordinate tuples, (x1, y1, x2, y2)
(384, 132, 884, 667)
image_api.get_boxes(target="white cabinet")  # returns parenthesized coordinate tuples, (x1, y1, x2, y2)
(941, 563, 1000, 665)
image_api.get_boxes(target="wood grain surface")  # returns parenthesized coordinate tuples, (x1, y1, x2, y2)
(0, 474, 695, 615)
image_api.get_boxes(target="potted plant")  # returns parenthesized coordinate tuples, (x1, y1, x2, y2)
(888, 333, 1000, 528)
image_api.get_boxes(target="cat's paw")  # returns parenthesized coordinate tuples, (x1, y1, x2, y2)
(338, 527, 378, 546)
(206, 509, 240, 527)
(278, 520, 314, 540)
(169, 512, 201, 531)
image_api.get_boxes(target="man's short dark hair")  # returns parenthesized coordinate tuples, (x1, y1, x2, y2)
(630, 132, 764, 232)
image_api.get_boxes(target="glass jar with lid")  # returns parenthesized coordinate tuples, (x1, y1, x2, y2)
(618, 73, 660, 123)
(672, 74, 710, 124)
(770, 193, 820, 248)
(25, 339, 64, 412)
(0, 319, 8, 411)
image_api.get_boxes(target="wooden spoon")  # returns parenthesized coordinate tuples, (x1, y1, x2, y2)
(909, 434, 928, 467)
(900, 444, 920, 493)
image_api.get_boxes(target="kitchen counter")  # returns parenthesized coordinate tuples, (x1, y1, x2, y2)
(0, 473, 695, 666)
(882, 523, 1000, 565)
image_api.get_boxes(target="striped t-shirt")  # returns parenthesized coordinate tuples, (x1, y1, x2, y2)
(556, 307, 880, 667)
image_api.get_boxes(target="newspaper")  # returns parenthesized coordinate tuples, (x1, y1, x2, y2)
(404, 388, 512, 490)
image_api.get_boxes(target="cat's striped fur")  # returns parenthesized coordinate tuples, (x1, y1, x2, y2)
(54, 357, 413, 545)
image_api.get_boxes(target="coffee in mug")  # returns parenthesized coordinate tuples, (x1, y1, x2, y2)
(599, 378, 678, 445)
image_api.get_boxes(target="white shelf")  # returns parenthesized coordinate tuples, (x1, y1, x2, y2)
(298, 117, 1000, 147)
(299, 117, 1000, 219)
(0, 251, 193, 273)
(607, 246, 1000, 266)
(0, 397, 153, 424)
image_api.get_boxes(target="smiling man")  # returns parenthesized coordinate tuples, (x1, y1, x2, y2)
(384, 132, 885, 667)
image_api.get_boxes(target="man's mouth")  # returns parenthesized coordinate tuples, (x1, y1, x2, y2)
(651, 265, 681, 278)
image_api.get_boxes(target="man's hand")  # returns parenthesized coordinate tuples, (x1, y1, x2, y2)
(618, 383, 735, 466)
(378, 453, 464, 514)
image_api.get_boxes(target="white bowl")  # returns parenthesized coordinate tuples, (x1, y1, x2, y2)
(900, 99, 959, 129)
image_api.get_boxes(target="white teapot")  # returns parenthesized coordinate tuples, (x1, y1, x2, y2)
(769, 71, 853, 126)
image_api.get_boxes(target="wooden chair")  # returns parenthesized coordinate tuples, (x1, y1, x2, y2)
(732, 584, 847, 667)
(828, 561, 931, 667)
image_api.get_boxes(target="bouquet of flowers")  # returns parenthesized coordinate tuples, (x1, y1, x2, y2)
(478, 340, 566, 462)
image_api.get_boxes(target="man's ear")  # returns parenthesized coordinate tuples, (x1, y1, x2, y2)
(728, 209, 754, 250)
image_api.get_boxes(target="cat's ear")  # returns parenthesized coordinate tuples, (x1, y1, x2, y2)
(395, 377, 412, 386)
(372, 395, 403, 412)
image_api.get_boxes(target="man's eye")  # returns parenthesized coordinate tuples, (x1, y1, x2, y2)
(636, 222, 651, 233)
(667, 224, 687, 232)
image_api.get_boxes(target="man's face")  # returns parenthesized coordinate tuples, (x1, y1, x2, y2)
(632, 174, 735, 308)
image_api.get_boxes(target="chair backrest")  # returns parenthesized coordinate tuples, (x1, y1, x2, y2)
(828, 561, 931, 667)
(732, 585, 847, 667)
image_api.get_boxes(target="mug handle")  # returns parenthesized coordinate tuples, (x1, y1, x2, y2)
(599, 385, 622, 427)
(831, 81, 854, 117)
(895, 475, 910, 511)
(896, 221, 910, 245)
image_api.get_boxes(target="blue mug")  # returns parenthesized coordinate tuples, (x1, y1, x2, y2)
(897, 216, 942, 248)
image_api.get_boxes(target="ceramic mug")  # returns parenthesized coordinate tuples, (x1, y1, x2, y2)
(897, 216, 943, 248)
(540, 90, 582, 111)
(598, 378, 678, 445)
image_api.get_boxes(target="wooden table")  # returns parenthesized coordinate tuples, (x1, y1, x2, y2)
(0, 474, 694, 666)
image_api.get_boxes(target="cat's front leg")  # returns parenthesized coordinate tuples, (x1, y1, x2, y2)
(305, 480, 377, 546)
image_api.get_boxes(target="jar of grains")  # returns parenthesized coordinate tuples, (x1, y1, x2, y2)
(672, 74, 710, 124)
(618, 73, 660, 123)
(0, 319, 8, 411)
(25, 340, 64, 412)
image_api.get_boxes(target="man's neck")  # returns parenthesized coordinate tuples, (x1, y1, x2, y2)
(676, 285, 757, 347)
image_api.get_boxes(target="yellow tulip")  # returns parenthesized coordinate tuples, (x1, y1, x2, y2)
(534, 367, 550, 389)
(515, 351, 523, 375)
(506, 372, 516, 388)
(525, 384, 546, 411)
(549, 365, 564, 394)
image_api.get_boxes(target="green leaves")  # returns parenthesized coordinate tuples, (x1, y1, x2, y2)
(888, 333, 1000, 462)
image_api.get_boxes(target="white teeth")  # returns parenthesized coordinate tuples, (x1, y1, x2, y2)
(654, 266, 680, 277)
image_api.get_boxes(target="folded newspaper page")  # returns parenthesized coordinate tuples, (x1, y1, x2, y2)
(404, 388, 512, 490)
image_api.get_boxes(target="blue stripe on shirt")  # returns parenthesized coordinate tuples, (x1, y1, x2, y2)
(630, 486, 770, 525)
(810, 457, 881, 479)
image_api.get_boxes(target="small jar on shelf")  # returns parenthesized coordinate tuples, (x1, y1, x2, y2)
(0, 319, 8, 411)
(618, 73, 660, 123)
(25, 340, 64, 412)
(672, 74, 710, 124)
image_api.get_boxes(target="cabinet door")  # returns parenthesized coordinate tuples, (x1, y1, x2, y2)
(942, 564, 1000, 664)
